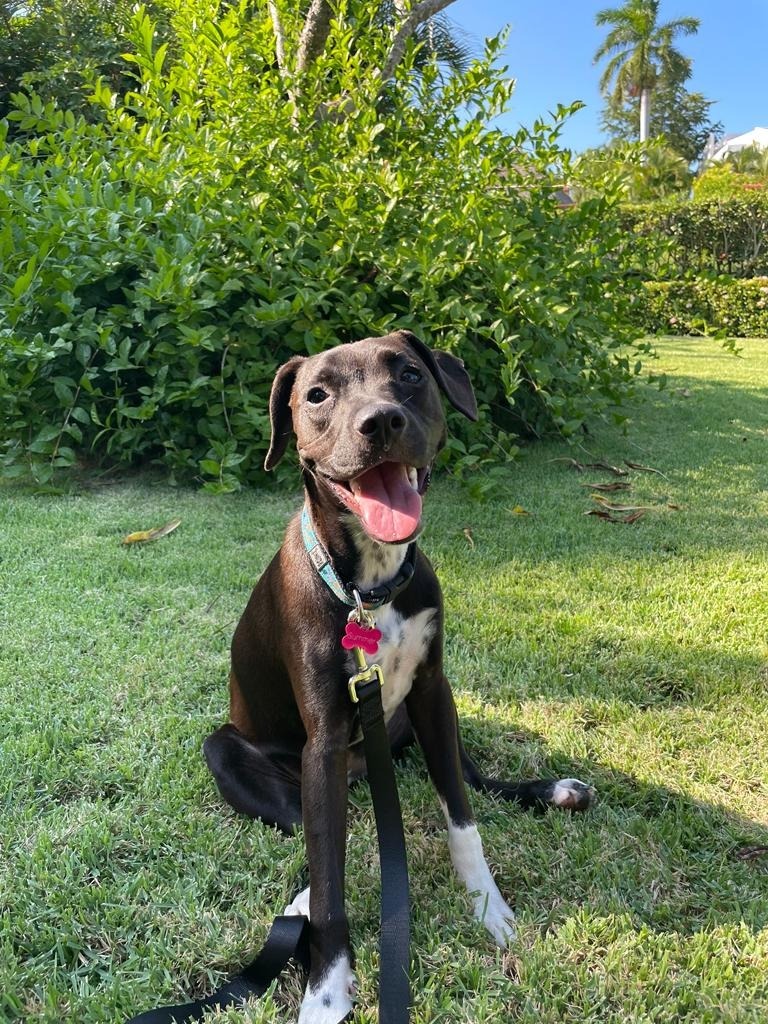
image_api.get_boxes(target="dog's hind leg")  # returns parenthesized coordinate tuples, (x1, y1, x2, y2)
(203, 724, 303, 833)
(459, 738, 595, 811)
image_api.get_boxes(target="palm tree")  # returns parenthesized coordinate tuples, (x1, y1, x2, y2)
(725, 145, 768, 178)
(632, 145, 691, 200)
(593, 1, 699, 144)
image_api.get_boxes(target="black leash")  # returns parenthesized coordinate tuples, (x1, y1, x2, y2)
(356, 678, 410, 1024)
(126, 678, 410, 1024)
(126, 915, 310, 1024)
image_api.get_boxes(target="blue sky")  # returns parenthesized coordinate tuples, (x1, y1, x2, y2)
(448, 0, 768, 153)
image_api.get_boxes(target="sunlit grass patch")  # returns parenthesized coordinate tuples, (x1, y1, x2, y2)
(2, 338, 767, 1022)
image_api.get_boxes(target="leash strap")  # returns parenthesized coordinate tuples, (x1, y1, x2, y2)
(357, 678, 411, 1024)
(125, 689, 411, 1024)
(125, 914, 309, 1023)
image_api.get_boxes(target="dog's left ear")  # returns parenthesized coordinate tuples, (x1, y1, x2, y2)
(398, 331, 478, 421)
(264, 355, 306, 470)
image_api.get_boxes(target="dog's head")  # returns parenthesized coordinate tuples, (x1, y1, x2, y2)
(265, 330, 477, 544)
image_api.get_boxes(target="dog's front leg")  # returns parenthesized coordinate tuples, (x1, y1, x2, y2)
(407, 674, 517, 946)
(297, 731, 356, 1024)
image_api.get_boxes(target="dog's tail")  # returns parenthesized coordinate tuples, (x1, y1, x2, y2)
(459, 738, 595, 812)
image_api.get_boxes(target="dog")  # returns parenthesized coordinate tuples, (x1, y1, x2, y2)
(203, 330, 594, 1024)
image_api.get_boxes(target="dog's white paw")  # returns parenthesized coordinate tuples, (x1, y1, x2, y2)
(298, 954, 356, 1024)
(284, 884, 311, 918)
(550, 778, 596, 811)
(472, 887, 517, 946)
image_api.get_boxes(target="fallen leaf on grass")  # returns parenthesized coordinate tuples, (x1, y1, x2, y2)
(507, 505, 531, 516)
(624, 460, 668, 478)
(550, 457, 629, 476)
(584, 508, 647, 524)
(667, 502, 683, 511)
(581, 481, 631, 492)
(591, 496, 656, 512)
(122, 519, 182, 545)
(588, 461, 629, 477)
(462, 527, 475, 550)
(735, 845, 768, 861)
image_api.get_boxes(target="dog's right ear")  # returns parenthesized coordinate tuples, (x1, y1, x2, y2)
(264, 356, 305, 471)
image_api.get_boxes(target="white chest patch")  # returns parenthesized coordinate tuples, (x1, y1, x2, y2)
(359, 605, 437, 721)
(342, 520, 435, 720)
(343, 516, 409, 593)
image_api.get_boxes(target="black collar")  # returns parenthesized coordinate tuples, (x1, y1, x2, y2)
(301, 505, 416, 609)
(351, 544, 417, 609)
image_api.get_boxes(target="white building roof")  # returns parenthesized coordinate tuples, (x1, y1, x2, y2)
(711, 127, 768, 160)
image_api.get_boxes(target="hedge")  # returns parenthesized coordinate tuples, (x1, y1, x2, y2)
(635, 278, 768, 337)
(621, 195, 768, 280)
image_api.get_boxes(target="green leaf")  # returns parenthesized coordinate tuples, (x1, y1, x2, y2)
(29, 425, 61, 454)
(53, 379, 75, 405)
(12, 256, 37, 298)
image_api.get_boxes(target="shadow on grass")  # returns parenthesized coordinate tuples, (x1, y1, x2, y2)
(444, 710, 768, 938)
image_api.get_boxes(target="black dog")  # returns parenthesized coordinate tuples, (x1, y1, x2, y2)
(204, 330, 594, 1023)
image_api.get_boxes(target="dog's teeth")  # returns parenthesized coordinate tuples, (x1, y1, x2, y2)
(407, 467, 418, 489)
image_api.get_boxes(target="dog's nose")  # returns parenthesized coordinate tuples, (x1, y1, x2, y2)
(355, 403, 407, 448)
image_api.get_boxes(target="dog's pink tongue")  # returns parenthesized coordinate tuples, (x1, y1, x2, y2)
(350, 463, 422, 543)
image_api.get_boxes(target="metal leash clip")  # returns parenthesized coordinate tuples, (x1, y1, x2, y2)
(351, 587, 376, 629)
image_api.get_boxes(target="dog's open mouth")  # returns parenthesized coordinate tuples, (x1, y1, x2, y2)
(324, 463, 428, 543)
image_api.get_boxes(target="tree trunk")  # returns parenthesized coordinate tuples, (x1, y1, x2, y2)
(296, 0, 334, 74)
(639, 87, 651, 143)
(302, 0, 460, 121)
(377, 0, 460, 84)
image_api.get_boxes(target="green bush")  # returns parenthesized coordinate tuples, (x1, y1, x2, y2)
(693, 162, 768, 201)
(620, 194, 768, 280)
(0, 4, 648, 490)
(635, 278, 768, 337)
(0, 1, 166, 124)
(571, 144, 692, 206)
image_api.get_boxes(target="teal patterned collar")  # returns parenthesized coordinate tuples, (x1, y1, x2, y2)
(301, 505, 355, 606)
(300, 505, 416, 610)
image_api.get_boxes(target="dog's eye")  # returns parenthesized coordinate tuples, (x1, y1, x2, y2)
(307, 387, 329, 404)
(400, 366, 422, 384)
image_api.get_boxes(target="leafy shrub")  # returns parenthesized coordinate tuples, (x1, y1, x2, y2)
(0, 0, 169, 123)
(0, 4, 648, 490)
(634, 278, 768, 337)
(571, 144, 691, 205)
(693, 162, 767, 202)
(621, 193, 768, 279)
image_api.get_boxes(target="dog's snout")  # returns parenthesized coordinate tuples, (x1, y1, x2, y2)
(355, 404, 407, 447)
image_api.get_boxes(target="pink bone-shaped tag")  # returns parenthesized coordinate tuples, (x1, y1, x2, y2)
(342, 620, 382, 655)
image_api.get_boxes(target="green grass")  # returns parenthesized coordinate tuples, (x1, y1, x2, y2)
(2, 336, 767, 1024)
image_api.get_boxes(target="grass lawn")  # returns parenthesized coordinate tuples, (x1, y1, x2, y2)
(2, 336, 767, 1024)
